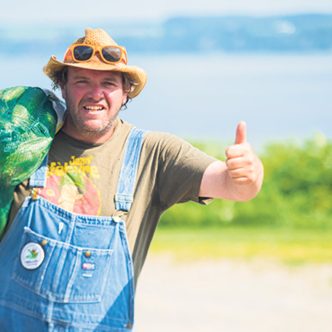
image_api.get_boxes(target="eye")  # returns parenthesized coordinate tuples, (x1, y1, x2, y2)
(71, 76, 89, 85)
(75, 79, 89, 85)
(103, 80, 118, 87)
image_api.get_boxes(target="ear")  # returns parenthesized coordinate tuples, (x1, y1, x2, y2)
(122, 93, 128, 106)
(60, 84, 67, 100)
(59, 67, 69, 100)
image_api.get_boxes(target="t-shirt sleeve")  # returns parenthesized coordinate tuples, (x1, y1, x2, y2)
(145, 132, 216, 210)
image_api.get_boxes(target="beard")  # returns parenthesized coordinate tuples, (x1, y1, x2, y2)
(63, 106, 122, 142)
(71, 113, 114, 136)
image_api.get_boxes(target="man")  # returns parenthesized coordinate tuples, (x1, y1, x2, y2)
(0, 28, 263, 331)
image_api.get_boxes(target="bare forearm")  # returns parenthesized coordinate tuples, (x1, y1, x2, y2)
(200, 159, 263, 201)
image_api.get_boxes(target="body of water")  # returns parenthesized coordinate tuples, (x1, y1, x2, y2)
(1, 53, 331, 150)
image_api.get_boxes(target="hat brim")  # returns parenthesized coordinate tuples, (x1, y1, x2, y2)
(43, 55, 147, 99)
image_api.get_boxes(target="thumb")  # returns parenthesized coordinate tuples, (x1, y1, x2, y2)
(235, 121, 247, 144)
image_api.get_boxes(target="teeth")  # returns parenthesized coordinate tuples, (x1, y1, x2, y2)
(84, 106, 103, 111)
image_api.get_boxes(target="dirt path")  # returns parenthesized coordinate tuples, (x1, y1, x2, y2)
(134, 254, 332, 332)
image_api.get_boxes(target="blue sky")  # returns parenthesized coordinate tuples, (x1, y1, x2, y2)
(2, 0, 332, 23)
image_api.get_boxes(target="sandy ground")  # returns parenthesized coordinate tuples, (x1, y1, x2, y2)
(134, 254, 332, 332)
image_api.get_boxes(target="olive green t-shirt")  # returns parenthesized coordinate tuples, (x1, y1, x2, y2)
(10, 118, 215, 281)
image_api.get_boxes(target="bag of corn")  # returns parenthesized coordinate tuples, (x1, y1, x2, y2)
(0, 86, 65, 236)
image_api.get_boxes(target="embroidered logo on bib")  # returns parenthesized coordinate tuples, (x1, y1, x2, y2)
(20, 242, 45, 270)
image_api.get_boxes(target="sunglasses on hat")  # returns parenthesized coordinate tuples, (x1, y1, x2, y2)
(65, 44, 128, 64)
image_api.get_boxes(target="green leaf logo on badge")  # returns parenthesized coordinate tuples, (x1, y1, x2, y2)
(20, 242, 45, 270)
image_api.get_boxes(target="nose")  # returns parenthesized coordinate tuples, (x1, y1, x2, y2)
(87, 84, 105, 101)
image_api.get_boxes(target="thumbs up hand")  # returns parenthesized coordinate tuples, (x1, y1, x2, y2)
(225, 121, 262, 186)
(199, 121, 263, 200)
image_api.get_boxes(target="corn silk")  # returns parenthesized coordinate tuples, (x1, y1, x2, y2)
(0, 86, 65, 237)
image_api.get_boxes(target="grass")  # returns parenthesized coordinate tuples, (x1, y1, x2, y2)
(149, 226, 332, 265)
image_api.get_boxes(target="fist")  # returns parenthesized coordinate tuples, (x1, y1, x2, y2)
(225, 121, 260, 185)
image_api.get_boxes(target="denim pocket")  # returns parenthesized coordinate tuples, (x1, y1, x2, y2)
(12, 227, 113, 303)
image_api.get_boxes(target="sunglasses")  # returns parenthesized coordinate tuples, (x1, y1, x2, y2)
(65, 44, 128, 64)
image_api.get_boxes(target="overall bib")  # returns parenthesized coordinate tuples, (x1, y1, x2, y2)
(0, 127, 145, 332)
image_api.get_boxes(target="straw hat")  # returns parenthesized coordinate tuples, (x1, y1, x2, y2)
(43, 28, 147, 98)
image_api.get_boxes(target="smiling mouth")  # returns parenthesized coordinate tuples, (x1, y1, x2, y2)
(83, 105, 104, 111)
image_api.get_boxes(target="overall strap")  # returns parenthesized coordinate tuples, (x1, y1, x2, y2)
(29, 155, 48, 188)
(115, 127, 146, 212)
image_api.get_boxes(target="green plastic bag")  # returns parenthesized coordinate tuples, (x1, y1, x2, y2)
(0, 86, 65, 237)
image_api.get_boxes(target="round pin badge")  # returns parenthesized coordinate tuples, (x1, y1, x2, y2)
(20, 242, 45, 270)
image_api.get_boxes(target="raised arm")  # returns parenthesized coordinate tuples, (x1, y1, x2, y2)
(199, 122, 264, 201)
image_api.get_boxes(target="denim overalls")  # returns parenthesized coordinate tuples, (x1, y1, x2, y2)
(0, 127, 145, 331)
